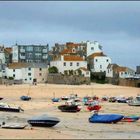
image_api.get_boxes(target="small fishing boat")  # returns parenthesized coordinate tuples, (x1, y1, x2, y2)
(1, 122, 27, 129)
(0, 103, 24, 112)
(87, 100, 101, 111)
(87, 105, 101, 111)
(121, 116, 140, 122)
(58, 100, 81, 113)
(109, 97, 117, 103)
(128, 96, 140, 106)
(27, 114, 60, 127)
(20, 96, 31, 101)
(89, 113, 124, 123)
(52, 98, 60, 102)
(61, 96, 69, 100)
(117, 98, 127, 103)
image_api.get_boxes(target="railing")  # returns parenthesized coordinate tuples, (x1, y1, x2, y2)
(20, 49, 25, 52)
(42, 49, 48, 53)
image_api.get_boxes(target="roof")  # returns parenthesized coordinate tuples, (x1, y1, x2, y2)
(60, 49, 74, 55)
(8, 63, 48, 69)
(88, 52, 106, 59)
(79, 67, 89, 71)
(66, 42, 81, 48)
(4, 48, 12, 54)
(64, 55, 85, 61)
(8, 63, 29, 69)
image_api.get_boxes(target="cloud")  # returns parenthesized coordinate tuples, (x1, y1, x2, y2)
(0, 1, 140, 69)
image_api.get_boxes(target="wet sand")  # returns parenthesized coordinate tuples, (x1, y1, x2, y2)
(0, 83, 140, 139)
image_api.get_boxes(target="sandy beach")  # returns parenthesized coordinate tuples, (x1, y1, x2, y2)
(0, 83, 140, 139)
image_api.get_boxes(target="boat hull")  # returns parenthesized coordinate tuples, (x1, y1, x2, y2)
(89, 114, 124, 123)
(58, 105, 80, 112)
(0, 107, 20, 112)
(28, 120, 59, 127)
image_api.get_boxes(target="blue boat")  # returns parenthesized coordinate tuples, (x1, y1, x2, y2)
(89, 113, 124, 123)
(52, 98, 60, 102)
(20, 96, 31, 101)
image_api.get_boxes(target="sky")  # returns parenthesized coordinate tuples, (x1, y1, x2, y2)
(0, 1, 140, 70)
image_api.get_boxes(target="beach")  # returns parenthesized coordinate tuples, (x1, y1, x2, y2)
(0, 83, 140, 139)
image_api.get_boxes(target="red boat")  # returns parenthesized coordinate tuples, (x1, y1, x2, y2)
(87, 105, 101, 111)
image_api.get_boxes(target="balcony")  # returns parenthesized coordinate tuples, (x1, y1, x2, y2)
(42, 49, 48, 53)
(20, 49, 25, 53)
(20, 55, 25, 59)
(42, 55, 47, 59)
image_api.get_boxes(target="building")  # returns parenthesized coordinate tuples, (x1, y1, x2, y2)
(86, 41, 103, 57)
(136, 66, 140, 74)
(87, 52, 111, 73)
(4, 47, 12, 65)
(106, 64, 135, 79)
(5, 62, 48, 84)
(50, 55, 87, 74)
(12, 44, 49, 64)
(0, 46, 6, 64)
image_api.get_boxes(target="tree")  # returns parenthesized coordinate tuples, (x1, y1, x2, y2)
(48, 66, 58, 73)
(77, 69, 82, 76)
(64, 70, 68, 75)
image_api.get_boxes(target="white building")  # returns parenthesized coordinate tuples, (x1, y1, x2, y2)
(0, 46, 6, 64)
(106, 64, 135, 79)
(78, 67, 90, 77)
(5, 63, 48, 84)
(86, 41, 103, 57)
(87, 52, 111, 73)
(50, 55, 87, 74)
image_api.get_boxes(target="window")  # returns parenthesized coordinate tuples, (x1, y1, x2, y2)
(39, 68, 42, 71)
(100, 65, 102, 69)
(125, 72, 127, 74)
(39, 73, 42, 76)
(30, 78, 32, 80)
(91, 47, 94, 50)
(86, 72, 89, 75)
(63, 62, 66, 66)
(13, 74, 15, 77)
(106, 59, 109, 62)
(28, 68, 31, 71)
(28, 73, 31, 76)
(13, 69, 15, 72)
(77, 63, 79, 66)
(34, 47, 42, 52)
(26, 46, 33, 51)
(42, 78, 44, 81)
(25, 79, 27, 81)
(96, 59, 98, 62)
(70, 62, 73, 66)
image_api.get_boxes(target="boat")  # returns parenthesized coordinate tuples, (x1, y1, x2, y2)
(121, 116, 140, 122)
(1, 122, 27, 129)
(20, 96, 31, 101)
(52, 98, 60, 102)
(58, 101, 81, 113)
(61, 96, 69, 100)
(0, 103, 24, 112)
(128, 96, 140, 106)
(0, 97, 3, 100)
(89, 113, 124, 123)
(27, 114, 60, 127)
(87, 100, 101, 111)
(87, 105, 101, 111)
(109, 97, 117, 103)
(117, 98, 127, 103)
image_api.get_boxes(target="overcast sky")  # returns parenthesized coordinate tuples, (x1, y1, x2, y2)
(0, 1, 140, 69)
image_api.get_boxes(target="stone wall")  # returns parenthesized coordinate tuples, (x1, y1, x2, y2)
(0, 79, 23, 85)
(47, 74, 90, 85)
(106, 77, 140, 88)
